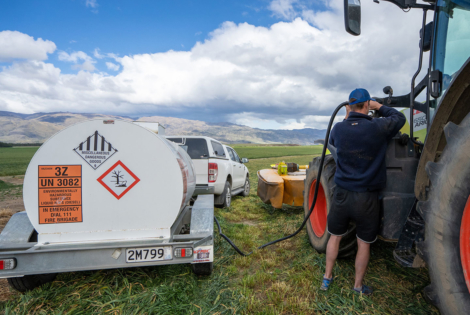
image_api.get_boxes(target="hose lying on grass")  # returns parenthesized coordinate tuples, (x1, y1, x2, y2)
(215, 102, 348, 256)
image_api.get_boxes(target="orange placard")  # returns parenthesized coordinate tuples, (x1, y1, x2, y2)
(38, 165, 83, 224)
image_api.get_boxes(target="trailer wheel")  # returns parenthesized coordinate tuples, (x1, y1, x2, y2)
(417, 113, 470, 314)
(192, 262, 213, 276)
(241, 177, 250, 197)
(304, 155, 357, 258)
(7, 273, 57, 292)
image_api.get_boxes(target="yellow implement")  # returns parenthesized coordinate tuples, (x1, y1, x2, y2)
(257, 169, 305, 209)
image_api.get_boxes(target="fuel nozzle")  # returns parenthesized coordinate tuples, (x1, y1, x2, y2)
(383, 86, 393, 104)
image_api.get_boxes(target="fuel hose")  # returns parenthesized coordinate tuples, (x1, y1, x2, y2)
(214, 102, 348, 256)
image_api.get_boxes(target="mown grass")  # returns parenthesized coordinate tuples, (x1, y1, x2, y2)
(0, 149, 438, 314)
(231, 145, 323, 159)
(0, 181, 23, 201)
(0, 147, 39, 176)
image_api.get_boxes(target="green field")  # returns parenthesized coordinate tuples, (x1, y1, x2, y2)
(232, 145, 323, 159)
(0, 147, 437, 314)
(0, 147, 39, 176)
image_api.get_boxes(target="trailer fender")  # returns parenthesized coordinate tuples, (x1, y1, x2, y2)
(0, 212, 35, 243)
(415, 57, 470, 201)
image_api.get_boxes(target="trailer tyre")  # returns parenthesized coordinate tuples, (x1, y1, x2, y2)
(417, 113, 470, 315)
(192, 262, 213, 276)
(7, 273, 57, 292)
(304, 155, 357, 258)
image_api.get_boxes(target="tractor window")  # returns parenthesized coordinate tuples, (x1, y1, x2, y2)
(431, 0, 470, 114)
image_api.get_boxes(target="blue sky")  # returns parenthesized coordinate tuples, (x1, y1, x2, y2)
(0, 0, 427, 129)
(1, 0, 298, 73)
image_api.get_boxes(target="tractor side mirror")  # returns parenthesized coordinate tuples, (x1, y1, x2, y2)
(420, 21, 434, 52)
(344, 0, 361, 36)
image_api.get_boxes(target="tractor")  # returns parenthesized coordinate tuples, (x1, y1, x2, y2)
(303, 0, 470, 314)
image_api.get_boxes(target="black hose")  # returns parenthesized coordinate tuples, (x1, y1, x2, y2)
(214, 102, 348, 255)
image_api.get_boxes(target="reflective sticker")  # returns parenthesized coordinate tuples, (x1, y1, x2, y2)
(193, 245, 214, 263)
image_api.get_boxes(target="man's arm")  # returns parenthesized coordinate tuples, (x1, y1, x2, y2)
(369, 101, 406, 139)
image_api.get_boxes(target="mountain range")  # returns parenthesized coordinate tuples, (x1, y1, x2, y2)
(0, 111, 326, 145)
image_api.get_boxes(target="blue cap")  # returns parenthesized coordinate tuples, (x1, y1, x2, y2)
(349, 88, 375, 105)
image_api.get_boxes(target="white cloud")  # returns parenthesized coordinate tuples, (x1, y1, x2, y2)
(86, 0, 98, 9)
(106, 62, 120, 71)
(0, 31, 56, 62)
(0, 1, 430, 129)
(58, 51, 96, 71)
(86, 0, 99, 13)
(93, 48, 104, 59)
(269, 0, 298, 20)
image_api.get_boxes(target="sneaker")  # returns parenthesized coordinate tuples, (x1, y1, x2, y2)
(353, 285, 373, 296)
(320, 275, 333, 291)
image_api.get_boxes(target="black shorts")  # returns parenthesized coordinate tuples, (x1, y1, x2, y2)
(327, 186, 379, 243)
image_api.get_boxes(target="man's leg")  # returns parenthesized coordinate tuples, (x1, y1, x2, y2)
(354, 238, 370, 289)
(325, 235, 342, 279)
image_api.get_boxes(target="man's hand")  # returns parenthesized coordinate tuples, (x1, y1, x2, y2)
(369, 100, 382, 111)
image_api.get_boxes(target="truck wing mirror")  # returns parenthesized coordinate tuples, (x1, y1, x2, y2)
(241, 158, 249, 163)
(344, 0, 361, 36)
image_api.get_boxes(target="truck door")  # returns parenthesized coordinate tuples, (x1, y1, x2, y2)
(228, 147, 244, 189)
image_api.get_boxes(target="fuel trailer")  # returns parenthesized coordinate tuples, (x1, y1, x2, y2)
(0, 120, 214, 292)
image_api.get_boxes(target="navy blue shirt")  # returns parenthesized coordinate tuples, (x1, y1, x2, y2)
(329, 106, 406, 192)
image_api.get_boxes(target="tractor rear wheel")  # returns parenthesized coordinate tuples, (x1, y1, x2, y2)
(417, 113, 470, 314)
(304, 155, 357, 258)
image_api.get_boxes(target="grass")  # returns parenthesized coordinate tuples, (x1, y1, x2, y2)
(0, 147, 39, 176)
(0, 148, 438, 314)
(0, 181, 23, 202)
(231, 145, 323, 159)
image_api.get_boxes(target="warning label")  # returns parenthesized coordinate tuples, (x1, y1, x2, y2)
(73, 130, 117, 170)
(38, 165, 83, 224)
(193, 246, 213, 263)
(97, 161, 140, 200)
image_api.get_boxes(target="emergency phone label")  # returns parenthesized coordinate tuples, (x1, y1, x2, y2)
(74, 130, 118, 170)
(38, 165, 83, 224)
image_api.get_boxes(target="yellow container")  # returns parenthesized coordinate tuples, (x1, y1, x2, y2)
(278, 161, 287, 175)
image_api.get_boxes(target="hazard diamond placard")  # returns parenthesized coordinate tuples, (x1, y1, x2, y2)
(97, 161, 140, 200)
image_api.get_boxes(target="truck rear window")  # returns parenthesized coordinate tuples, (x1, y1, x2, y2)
(167, 138, 209, 159)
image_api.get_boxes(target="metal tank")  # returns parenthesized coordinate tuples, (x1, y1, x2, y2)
(23, 119, 195, 244)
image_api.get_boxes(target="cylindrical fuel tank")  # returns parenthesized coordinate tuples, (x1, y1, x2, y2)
(23, 120, 195, 244)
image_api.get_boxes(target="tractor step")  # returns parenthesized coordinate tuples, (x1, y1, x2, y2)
(393, 249, 416, 267)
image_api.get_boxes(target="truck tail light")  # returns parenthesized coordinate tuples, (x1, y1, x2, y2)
(0, 259, 16, 270)
(174, 248, 193, 258)
(208, 163, 218, 183)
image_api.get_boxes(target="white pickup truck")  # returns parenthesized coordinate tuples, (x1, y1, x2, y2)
(166, 136, 250, 207)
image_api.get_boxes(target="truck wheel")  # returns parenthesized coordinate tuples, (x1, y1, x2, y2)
(241, 177, 250, 197)
(215, 181, 232, 208)
(417, 113, 470, 314)
(7, 273, 57, 292)
(192, 262, 213, 276)
(304, 155, 357, 258)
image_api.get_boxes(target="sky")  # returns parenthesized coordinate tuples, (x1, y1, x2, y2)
(0, 0, 430, 129)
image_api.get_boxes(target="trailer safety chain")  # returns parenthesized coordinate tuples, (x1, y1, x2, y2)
(215, 102, 348, 256)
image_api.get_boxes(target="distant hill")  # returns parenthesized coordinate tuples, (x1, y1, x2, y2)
(0, 111, 326, 145)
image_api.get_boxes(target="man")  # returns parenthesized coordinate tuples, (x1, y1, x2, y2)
(320, 88, 406, 295)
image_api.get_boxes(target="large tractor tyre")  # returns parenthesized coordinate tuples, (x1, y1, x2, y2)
(7, 273, 57, 292)
(417, 113, 470, 315)
(304, 155, 357, 258)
